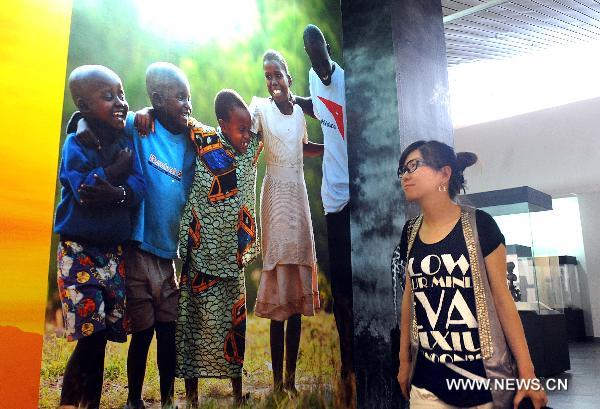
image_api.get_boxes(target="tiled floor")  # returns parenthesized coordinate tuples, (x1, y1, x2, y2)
(546, 341, 600, 409)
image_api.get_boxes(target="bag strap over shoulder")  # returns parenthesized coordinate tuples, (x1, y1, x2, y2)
(459, 206, 493, 359)
(405, 214, 423, 344)
(405, 215, 422, 260)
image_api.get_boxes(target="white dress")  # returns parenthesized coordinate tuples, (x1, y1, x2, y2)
(249, 97, 320, 321)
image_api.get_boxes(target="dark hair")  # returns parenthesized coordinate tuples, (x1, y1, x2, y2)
(263, 49, 290, 76)
(398, 140, 478, 199)
(214, 89, 248, 121)
(303, 24, 326, 47)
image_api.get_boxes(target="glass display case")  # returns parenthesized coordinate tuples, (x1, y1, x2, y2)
(559, 255, 581, 309)
(559, 255, 587, 340)
(461, 186, 571, 376)
(462, 186, 565, 314)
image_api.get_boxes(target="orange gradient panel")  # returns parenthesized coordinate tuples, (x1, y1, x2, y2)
(0, 0, 72, 407)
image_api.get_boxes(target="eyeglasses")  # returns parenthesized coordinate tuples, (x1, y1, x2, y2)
(398, 159, 429, 179)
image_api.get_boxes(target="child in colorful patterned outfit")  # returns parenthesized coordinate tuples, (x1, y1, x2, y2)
(177, 90, 261, 406)
(55, 65, 145, 409)
(251, 49, 324, 393)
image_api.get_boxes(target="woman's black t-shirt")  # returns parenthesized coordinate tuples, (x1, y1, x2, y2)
(396, 209, 504, 407)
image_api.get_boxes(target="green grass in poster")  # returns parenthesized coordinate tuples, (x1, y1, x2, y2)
(40, 313, 342, 408)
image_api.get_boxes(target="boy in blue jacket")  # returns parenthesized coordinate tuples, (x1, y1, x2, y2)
(55, 65, 144, 409)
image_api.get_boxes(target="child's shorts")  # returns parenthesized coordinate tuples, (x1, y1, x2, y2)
(123, 245, 179, 333)
(57, 240, 127, 342)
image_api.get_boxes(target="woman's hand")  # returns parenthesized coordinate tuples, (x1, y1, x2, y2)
(485, 245, 548, 409)
(397, 359, 411, 400)
(398, 263, 413, 402)
(513, 379, 548, 409)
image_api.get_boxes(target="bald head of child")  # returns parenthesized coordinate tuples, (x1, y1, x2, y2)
(145, 62, 192, 135)
(68, 65, 129, 130)
(303, 24, 334, 86)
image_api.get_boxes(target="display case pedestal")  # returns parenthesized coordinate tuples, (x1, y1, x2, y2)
(519, 311, 570, 377)
(564, 307, 586, 341)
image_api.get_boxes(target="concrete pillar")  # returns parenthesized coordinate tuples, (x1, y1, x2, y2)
(341, 0, 452, 406)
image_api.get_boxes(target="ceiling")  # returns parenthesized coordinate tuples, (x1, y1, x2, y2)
(442, 0, 600, 65)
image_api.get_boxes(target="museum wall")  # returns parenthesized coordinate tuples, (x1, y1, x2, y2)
(454, 96, 600, 197)
(576, 192, 600, 338)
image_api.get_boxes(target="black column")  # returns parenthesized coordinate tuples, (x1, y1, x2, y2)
(341, 0, 452, 407)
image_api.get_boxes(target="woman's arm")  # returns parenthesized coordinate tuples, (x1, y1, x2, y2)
(485, 244, 548, 409)
(398, 272, 412, 400)
(303, 141, 324, 157)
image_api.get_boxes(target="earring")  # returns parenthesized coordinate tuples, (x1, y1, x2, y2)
(438, 185, 447, 192)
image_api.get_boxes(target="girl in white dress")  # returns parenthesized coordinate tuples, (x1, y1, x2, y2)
(250, 49, 324, 393)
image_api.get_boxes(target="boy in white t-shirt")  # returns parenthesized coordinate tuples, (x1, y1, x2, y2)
(295, 23, 354, 404)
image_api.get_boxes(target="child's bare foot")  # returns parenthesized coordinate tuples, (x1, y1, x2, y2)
(341, 370, 356, 408)
(184, 400, 198, 409)
(283, 381, 299, 396)
(231, 376, 247, 406)
(123, 399, 146, 409)
(161, 400, 178, 409)
(273, 380, 284, 393)
(184, 378, 199, 409)
(234, 392, 251, 406)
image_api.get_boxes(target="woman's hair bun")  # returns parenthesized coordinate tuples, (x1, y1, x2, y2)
(456, 152, 478, 171)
